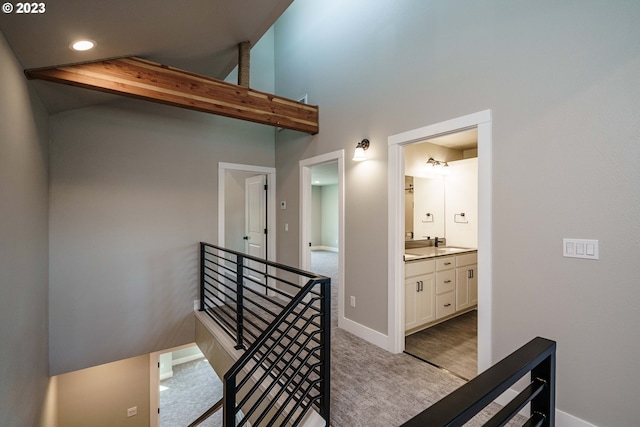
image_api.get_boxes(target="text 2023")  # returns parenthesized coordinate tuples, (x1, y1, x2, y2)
(16, 2, 45, 13)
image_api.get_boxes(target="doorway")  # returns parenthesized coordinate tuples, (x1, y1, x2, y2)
(150, 343, 221, 426)
(299, 150, 345, 328)
(387, 110, 493, 374)
(217, 163, 276, 262)
(402, 130, 479, 380)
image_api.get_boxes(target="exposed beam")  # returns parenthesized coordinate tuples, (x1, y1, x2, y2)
(238, 41, 251, 88)
(25, 57, 319, 134)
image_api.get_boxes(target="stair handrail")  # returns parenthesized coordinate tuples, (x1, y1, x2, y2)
(198, 242, 330, 427)
(401, 336, 556, 427)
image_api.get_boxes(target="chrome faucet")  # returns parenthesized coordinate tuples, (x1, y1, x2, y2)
(434, 237, 444, 247)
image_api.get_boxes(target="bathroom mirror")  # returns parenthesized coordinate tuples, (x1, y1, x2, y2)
(405, 175, 445, 240)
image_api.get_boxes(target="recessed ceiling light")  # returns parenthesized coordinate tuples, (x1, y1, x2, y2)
(71, 40, 96, 51)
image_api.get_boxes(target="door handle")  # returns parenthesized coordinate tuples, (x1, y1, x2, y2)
(419, 281, 423, 292)
(243, 236, 249, 240)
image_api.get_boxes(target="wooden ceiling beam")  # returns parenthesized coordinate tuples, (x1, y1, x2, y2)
(25, 56, 319, 134)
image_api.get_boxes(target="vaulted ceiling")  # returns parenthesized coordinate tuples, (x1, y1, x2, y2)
(0, 0, 294, 113)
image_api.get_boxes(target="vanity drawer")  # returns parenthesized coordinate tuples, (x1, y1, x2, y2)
(405, 259, 435, 277)
(436, 269, 455, 294)
(456, 252, 478, 267)
(436, 291, 456, 319)
(436, 256, 455, 271)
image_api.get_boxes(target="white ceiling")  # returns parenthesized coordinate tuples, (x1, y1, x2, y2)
(0, 0, 293, 112)
(425, 128, 478, 151)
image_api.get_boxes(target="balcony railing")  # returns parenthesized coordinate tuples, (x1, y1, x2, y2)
(198, 242, 330, 427)
(401, 336, 556, 427)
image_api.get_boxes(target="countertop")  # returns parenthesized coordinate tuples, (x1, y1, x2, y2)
(404, 246, 477, 261)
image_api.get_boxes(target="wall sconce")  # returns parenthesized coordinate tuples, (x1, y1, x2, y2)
(426, 157, 450, 173)
(352, 139, 370, 161)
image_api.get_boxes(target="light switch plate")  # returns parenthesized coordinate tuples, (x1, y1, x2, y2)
(563, 238, 599, 260)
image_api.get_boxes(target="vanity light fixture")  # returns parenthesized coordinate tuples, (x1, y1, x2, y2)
(352, 139, 370, 161)
(70, 40, 96, 51)
(426, 157, 448, 168)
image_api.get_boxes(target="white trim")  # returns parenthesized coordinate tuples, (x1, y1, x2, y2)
(149, 342, 201, 427)
(172, 353, 204, 367)
(299, 150, 345, 329)
(339, 316, 390, 350)
(218, 162, 277, 264)
(495, 389, 597, 427)
(310, 246, 339, 252)
(387, 110, 493, 370)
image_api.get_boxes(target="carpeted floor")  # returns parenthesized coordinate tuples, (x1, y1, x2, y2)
(160, 356, 222, 427)
(162, 250, 521, 426)
(405, 310, 478, 381)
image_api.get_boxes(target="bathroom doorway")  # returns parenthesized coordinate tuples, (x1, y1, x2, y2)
(387, 109, 493, 375)
(402, 130, 479, 380)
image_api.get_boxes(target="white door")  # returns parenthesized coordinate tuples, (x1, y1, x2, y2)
(244, 175, 267, 294)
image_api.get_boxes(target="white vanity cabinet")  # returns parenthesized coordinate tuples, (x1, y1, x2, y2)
(455, 252, 478, 311)
(435, 256, 456, 319)
(405, 250, 478, 334)
(404, 259, 435, 331)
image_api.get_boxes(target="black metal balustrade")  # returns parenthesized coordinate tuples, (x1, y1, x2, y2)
(401, 337, 556, 427)
(197, 242, 331, 427)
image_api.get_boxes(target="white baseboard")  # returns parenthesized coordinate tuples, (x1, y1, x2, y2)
(495, 389, 597, 427)
(172, 353, 204, 367)
(310, 246, 338, 252)
(338, 316, 389, 350)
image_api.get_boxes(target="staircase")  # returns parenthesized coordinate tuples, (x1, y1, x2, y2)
(192, 242, 330, 427)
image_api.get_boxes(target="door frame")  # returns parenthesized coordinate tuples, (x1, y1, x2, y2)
(149, 342, 201, 426)
(218, 162, 276, 263)
(387, 110, 493, 372)
(299, 150, 345, 328)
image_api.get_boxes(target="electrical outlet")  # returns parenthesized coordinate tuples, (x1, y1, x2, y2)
(127, 406, 137, 417)
(350, 296, 356, 307)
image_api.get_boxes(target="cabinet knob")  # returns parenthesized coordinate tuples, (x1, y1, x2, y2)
(444, 303, 451, 307)
(444, 280, 451, 284)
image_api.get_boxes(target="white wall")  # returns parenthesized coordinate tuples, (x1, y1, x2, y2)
(273, 1, 640, 425)
(0, 31, 52, 426)
(444, 158, 477, 248)
(48, 100, 275, 375)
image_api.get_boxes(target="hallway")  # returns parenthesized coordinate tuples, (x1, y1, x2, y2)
(165, 251, 516, 427)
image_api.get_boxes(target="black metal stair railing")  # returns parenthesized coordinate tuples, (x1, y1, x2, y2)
(197, 242, 330, 427)
(401, 336, 556, 427)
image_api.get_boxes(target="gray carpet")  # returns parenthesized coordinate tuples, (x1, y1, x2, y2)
(405, 310, 478, 381)
(160, 357, 222, 427)
(162, 250, 522, 426)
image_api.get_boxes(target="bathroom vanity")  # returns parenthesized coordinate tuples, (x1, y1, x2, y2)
(404, 247, 477, 335)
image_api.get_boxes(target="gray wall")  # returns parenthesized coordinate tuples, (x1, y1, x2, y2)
(273, 1, 640, 425)
(0, 32, 52, 426)
(320, 184, 338, 248)
(311, 184, 338, 248)
(48, 100, 275, 375)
